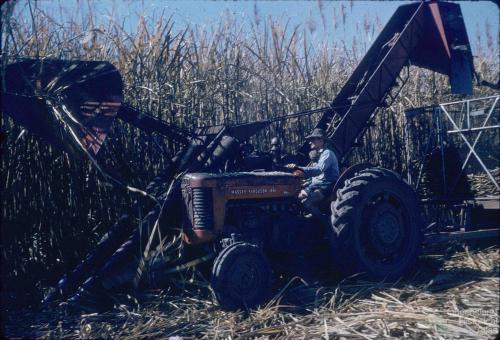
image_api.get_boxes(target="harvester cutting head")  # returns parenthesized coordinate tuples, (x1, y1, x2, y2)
(2, 58, 271, 167)
(3, 59, 123, 158)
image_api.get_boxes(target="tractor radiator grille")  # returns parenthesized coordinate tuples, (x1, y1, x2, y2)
(192, 188, 213, 230)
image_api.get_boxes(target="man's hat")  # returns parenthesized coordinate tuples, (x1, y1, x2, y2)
(305, 128, 328, 140)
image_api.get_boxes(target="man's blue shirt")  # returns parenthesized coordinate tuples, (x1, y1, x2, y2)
(299, 148, 339, 189)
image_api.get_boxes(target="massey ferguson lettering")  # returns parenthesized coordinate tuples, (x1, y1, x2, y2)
(229, 187, 278, 196)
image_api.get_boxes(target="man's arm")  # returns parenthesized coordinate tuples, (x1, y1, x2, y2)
(299, 151, 331, 177)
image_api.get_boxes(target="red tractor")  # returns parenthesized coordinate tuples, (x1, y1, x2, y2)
(180, 169, 422, 309)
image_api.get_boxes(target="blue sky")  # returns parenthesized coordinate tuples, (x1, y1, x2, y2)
(14, 1, 500, 55)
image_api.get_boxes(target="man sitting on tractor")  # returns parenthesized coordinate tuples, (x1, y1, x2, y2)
(287, 128, 339, 218)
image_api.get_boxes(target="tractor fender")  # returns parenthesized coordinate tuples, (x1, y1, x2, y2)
(331, 163, 373, 199)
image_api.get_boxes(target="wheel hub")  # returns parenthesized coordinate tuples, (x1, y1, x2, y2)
(368, 202, 405, 256)
(230, 261, 259, 294)
(374, 211, 400, 245)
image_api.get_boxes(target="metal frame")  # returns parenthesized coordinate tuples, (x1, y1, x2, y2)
(438, 95, 500, 192)
(425, 228, 500, 245)
(405, 95, 499, 196)
(404, 95, 499, 237)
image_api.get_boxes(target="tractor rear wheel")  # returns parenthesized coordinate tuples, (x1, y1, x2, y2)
(330, 167, 422, 281)
(211, 242, 272, 310)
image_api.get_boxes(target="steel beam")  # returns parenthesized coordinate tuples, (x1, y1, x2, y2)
(425, 229, 500, 244)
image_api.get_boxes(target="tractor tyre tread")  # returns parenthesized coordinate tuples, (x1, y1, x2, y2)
(330, 167, 422, 281)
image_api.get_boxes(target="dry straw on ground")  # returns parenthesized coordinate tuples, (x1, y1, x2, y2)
(4, 245, 499, 339)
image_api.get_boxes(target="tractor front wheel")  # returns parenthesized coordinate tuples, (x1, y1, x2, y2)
(211, 242, 272, 310)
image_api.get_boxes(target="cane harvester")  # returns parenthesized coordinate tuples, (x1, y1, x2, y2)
(2, 1, 498, 311)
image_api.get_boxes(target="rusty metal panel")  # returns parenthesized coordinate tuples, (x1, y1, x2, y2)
(411, 2, 473, 94)
(3, 59, 123, 157)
